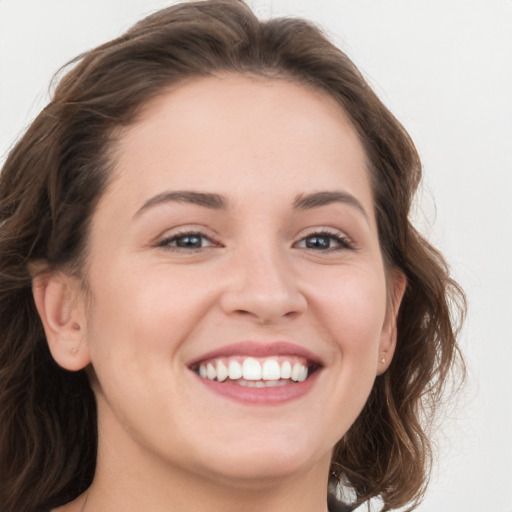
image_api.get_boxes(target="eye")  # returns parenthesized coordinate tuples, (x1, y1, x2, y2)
(295, 231, 353, 251)
(157, 231, 219, 250)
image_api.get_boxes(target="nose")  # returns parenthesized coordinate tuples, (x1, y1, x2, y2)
(219, 246, 307, 325)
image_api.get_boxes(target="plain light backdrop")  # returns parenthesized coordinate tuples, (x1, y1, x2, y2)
(1, 1, 511, 511)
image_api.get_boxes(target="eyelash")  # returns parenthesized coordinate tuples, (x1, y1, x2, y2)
(157, 229, 354, 253)
(294, 230, 354, 252)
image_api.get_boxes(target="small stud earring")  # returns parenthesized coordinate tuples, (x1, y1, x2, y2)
(70, 346, 79, 354)
(380, 357, 386, 364)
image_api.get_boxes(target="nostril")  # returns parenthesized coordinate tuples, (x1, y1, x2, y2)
(235, 309, 252, 316)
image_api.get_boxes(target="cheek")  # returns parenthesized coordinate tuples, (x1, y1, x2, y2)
(84, 262, 218, 368)
(311, 269, 388, 431)
(309, 263, 388, 349)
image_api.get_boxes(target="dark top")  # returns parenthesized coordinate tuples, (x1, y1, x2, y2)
(328, 494, 355, 512)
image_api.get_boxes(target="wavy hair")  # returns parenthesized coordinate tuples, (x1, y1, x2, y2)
(0, 1, 465, 511)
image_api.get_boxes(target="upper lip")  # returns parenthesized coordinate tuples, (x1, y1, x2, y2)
(187, 341, 323, 368)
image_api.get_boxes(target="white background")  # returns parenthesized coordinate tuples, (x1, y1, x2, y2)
(1, 1, 511, 511)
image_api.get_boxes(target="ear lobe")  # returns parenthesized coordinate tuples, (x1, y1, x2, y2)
(32, 271, 90, 371)
(377, 269, 407, 375)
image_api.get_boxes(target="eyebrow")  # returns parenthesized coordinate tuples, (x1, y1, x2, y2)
(134, 191, 228, 217)
(134, 189, 368, 221)
(293, 190, 369, 220)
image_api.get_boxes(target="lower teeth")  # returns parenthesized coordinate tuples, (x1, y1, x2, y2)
(235, 379, 291, 387)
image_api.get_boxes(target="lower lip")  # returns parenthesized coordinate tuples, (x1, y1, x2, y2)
(192, 372, 320, 405)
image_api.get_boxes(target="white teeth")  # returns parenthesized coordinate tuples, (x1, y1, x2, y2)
(197, 357, 310, 383)
(228, 360, 243, 380)
(207, 363, 216, 380)
(291, 362, 303, 382)
(216, 360, 229, 382)
(262, 359, 281, 380)
(280, 360, 292, 379)
(242, 357, 262, 380)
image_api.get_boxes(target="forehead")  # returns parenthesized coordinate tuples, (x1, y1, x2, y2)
(105, 74, 374, 217)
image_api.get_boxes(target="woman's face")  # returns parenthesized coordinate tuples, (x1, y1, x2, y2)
(77, 75, 402, 486)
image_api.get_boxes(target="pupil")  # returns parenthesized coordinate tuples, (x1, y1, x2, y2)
(177, 235, 202, 248)
(306, 236, 329, 249)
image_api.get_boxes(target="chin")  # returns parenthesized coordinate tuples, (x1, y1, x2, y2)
(203, 456, 322, 487)
(189, 429, 331, 485)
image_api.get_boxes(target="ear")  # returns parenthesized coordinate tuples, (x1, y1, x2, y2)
(32, 270, 91, 371)
(377, 269, 407, 375)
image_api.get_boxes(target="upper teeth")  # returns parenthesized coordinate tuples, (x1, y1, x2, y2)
(197, 356, 309, 383)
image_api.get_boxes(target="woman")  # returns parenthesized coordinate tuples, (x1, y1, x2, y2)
(0, 1, 465, 511)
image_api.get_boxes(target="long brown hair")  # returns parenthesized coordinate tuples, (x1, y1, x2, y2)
(0, 1, 465, 511)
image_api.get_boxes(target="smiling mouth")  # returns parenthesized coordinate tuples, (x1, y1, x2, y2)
(191, 356, 320, 387)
